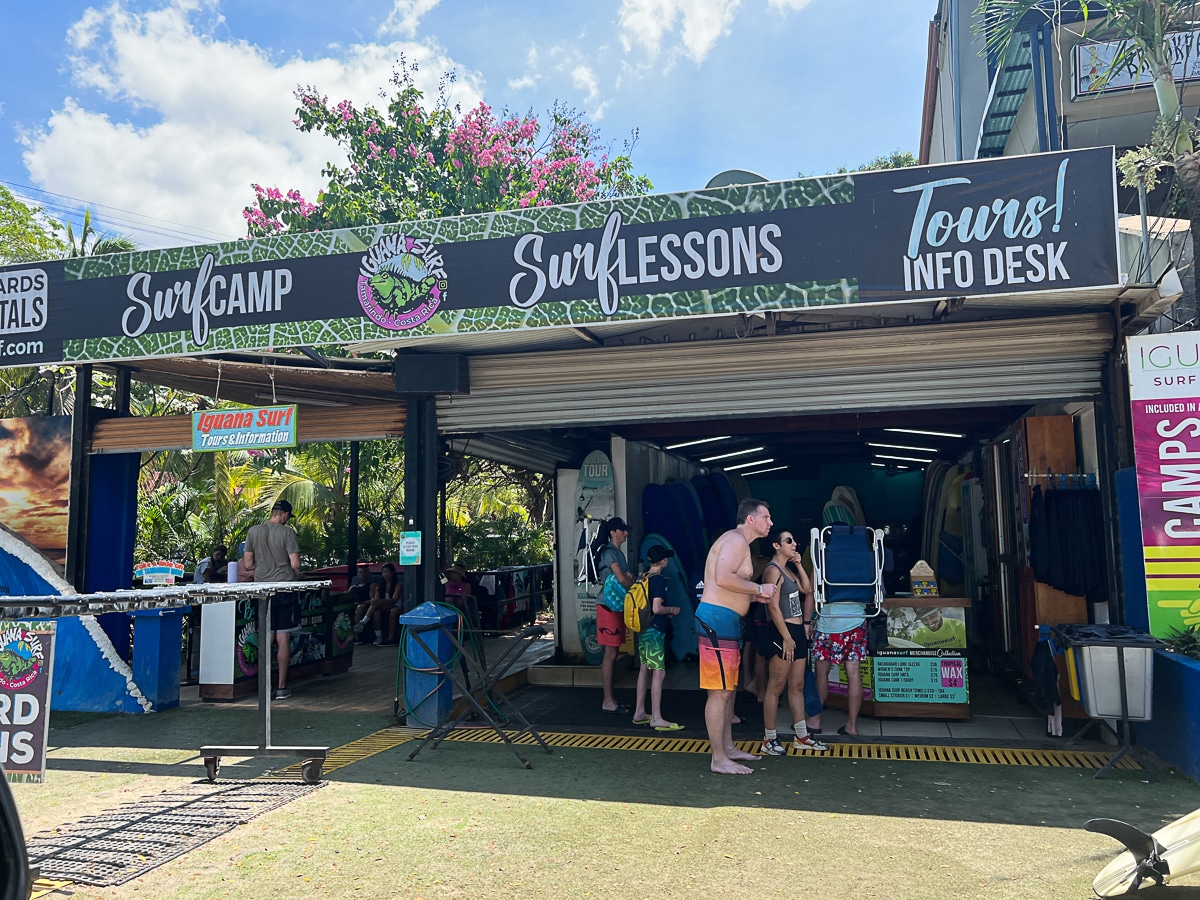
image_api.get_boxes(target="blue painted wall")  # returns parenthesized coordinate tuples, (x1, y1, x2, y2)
(1138, 651, 1200, 782)
(1115, 467, 1149, 631)
(86, 451, 138, 592)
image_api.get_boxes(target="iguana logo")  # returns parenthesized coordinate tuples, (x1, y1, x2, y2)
(0, 628, 44, 690)
(357, 233, 448, 331)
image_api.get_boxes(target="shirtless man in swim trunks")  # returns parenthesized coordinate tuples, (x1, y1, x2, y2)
(695, 498, 778, 775)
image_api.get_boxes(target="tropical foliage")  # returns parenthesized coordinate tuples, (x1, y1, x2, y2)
(0, 186, 66, 264)
(243, 61, 652, 235)
(975, 0, 1200, 253)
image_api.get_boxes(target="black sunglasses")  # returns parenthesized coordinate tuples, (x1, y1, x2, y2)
(780, 536, 796, 544)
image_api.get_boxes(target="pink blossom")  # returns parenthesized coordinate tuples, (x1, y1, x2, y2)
(389, 147, 398, 158)
(425, 151, 435, 165)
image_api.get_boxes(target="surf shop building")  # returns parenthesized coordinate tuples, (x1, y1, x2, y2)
(2, 146, 1195, 773)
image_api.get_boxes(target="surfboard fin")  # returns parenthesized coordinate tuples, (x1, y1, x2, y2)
(1086, 818, 1170, 893)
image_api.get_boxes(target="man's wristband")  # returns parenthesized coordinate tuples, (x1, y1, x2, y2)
(756, 584, 762, 595)
(803, 620, 813, 625)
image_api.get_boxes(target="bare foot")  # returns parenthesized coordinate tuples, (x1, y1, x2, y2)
(711, 759, 755, 775)
(727, 747, 760, 761)
(731, 714, 743, 725)
(649, 719, 671, 728)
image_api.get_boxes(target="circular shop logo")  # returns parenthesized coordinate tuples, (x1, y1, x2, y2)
(357, 233, 448, 331)
(0, 627, 45, 691)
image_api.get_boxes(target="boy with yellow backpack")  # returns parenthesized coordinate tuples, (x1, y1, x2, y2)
(629, 544, 684, 731)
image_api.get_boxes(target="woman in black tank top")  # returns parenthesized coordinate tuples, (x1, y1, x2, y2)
(756, 527, 828, 755)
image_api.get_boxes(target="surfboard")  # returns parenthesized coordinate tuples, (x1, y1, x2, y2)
(1092, 808, 1200, 896)
(640, 532, 698, 661)
(574, 450, 613, 665)
(726, 470, 753, 504)
(710, 470, 739, 525)
(831, 485, 866, 526)
(668, 480, 706, 572)
(643, 482, 696, 574)
(691, 474, 726, 546)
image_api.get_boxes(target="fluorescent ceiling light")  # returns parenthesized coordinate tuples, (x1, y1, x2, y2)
(871, 462, 885, 468)
(253, 392, 349, 408)
(741, 465, 787, 476)
(874, 454, 932, 464)
(884, 427, 964, 439)
(725, 458, 774, 471)
(665, 435, 731, 450)
(701, 446, 765, 462)
(867, 441, 937, 454)
(873, 461, 911, 470)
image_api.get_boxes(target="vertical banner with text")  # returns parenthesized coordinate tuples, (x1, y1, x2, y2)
(1128, 334, 1200, 638)
(1, 621, 56, 783)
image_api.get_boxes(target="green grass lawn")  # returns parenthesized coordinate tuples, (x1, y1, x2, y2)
(13, 710, 1200, 899)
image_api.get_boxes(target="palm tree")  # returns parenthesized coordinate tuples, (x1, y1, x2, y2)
(67, 209, 135, 257)
(976, 1, 1200, 256)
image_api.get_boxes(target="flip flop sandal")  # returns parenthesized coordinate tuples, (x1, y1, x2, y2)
(654, 722, 684, 731)
(602, 704, 631, 715)
(632, 715, 652, 725)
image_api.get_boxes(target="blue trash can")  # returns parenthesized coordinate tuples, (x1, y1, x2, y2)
(397, 602, 460, 727)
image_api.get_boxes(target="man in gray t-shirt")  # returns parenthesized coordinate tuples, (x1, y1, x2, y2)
(243, 499, 302, 700)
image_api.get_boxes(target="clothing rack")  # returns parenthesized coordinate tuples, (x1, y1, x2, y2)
(1022, 469, 1098, 490)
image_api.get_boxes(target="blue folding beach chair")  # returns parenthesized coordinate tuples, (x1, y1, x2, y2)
(810, 524, 886, 621)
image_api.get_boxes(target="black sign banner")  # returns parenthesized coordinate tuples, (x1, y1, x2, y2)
(0, 148, 1120, 367)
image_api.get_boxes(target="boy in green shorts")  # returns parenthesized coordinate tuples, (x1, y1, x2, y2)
(632, 544, 684, 731)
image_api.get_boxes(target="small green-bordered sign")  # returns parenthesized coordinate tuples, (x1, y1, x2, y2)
(192, 405, 297, 452)
(1, 620, 56, 784)
(399, 532, 422, 566)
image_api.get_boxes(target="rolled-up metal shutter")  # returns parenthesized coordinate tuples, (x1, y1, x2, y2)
(437, 314, 1111, 433)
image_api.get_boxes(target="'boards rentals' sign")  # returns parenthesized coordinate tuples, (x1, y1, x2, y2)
(192, 405, 297, 451)
(0, 148, 1120, 368)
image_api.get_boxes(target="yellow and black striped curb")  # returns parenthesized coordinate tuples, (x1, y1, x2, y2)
(264, 723, 1139, 773)
(438, 728, 1141, 770)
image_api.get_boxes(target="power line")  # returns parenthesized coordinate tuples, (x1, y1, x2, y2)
(2, 179, 241, 246)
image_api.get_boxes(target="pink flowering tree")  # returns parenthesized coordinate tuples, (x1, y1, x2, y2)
(244, 65, 653, 236)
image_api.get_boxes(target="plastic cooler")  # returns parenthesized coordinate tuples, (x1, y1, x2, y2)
(1057, 625, 1159, 722)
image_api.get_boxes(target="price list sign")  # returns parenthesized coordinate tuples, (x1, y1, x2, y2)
(873, 653, 968, 704)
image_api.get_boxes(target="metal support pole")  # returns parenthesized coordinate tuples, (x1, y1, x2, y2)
(347, 440, 360, 582)
(403, 396, 439, 610)
(65, 365, 93, 591)
(258, 592, 271, 749)
(114, 366, 132, 417)
(1138, 174, 1153, 282)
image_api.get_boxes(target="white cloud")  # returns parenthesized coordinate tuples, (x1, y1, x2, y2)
(508, 45, 541, 91)
(379, 0, 442, 38)
(768, 0, 814, 9)
(571, 65, 599, 103)
(618, 0, 742, 64)
(23, 0, 482, 246)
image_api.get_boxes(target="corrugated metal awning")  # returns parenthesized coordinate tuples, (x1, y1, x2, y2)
(436, 313, 1113, 433)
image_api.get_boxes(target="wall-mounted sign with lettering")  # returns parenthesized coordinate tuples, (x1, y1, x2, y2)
(0, 149, 1119, 369)
(192, 405, 297, 452)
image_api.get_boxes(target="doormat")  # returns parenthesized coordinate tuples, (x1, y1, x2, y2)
(25, 779, 324, 887)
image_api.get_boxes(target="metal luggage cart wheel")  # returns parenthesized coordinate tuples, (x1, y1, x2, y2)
(203, 756, 220, 782)
(300, 759, 323, 784)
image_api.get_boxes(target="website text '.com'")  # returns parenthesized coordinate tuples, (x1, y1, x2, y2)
(0, 339, 45, 358)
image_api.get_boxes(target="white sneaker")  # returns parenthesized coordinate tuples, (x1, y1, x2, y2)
(274, 688, 291, 700)
(761, 738, 787, 756)
(793, 734, 829, 752)
(353, 619, 366, 634)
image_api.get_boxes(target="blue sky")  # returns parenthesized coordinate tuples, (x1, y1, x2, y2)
(0, 0, 932, 248)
